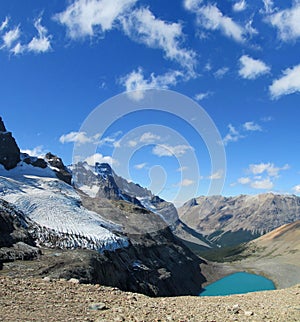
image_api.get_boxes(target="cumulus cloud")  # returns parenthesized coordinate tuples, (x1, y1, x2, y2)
(54, 0, 136, 39)
(214, 67, 229, 79)
(268, 3, 300, 41)
(238, 55, 270, 79)
(223, 124, 243, 145)
(184, 0, 203, 11)
(176, 166, 188, 172)
(1, 26, 20, 50)
(120, 67, 183, 101)
(84, 153, 118, 166)
(27, 18, 51, 53)
(0, 16, 51, 55)
(236, 162, 289, 190)
(261, 0, 275, 14)
(233, 0, 247, 12)
(251, 177, 274, 189)
(59, 131, 100, 145)
(0, 17, 9, 31)
(187, 3, 246, 42)
(237, 177, 251, 184)
(243, 121, 262, 131)
(21, 145, 46, 158)
(175, 178, 195, 187)
(140, 132, 161, 143)
(121, 7, 196, 74)
(269, 64, 300, 99)
(292, 184, 300, 194)
(194, 91, 212, 101)
(152, 144, 193, 157)
(125, 131, 161, 147)
(248, 162, 289, 177)
(134, 162, 147, 170)
(208, 169, 223, 180)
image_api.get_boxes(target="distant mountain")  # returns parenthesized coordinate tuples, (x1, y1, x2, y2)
(179, 194, 300, 247)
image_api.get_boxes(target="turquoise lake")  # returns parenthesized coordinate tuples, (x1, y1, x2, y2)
(200, 272, 275, 296)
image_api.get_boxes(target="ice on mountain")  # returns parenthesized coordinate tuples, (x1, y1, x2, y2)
(0, 162, 128, 252)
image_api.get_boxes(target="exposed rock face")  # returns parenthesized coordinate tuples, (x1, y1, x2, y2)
(0, 199, 40, 263)
(179, 193, 300, 247)
(45, 152, 72, 184)
(0, 117, 20, 170)
(0, 199, 34, 247)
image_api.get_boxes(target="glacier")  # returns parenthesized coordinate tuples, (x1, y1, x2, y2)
(0, 162, 128, 252)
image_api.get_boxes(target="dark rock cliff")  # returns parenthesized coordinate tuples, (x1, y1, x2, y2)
(0, 117, 20, 170)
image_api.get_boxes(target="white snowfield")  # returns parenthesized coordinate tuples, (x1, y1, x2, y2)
(0, 163, 128, 252)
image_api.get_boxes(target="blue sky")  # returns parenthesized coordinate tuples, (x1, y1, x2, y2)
(1, 0, 300, 204)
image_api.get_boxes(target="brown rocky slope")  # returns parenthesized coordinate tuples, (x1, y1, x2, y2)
(0, 276, 299, 321)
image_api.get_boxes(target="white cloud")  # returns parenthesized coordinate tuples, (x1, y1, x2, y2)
(249, 162, 289, 177)
(261, 116, 273, 122)
(125, 131, 161, 147)
(11, 42, 24, 55)
(268, 3, 300, 41)
(1, 26, 20, 49)
(208, 169, 223, 180)
(214, 67, 229, 79)
(194, 91, 212, 101)
(292, 184, 300, 194)
(237, 177, 251, 184)
(0, 17, 9, 31)
(233, 0, 247, 12)
(59, 131, 100, 145)
(121, 67, 183, 101)
(27, 18, 51, 53)
(236, 161, 289, 190)
(193, 4, 246, 42)
(176, 166, 188, 172)
(243, 121, 262, 132)
(84, 153, 118, 166)
(21, 145, 46, 158)
(121, 7, 196, 74)
(134, 162, 147, 170)
(55, 0, 136, 39)
(269, 64, 300, 99)
(184, 0, 203, 11)
(176, 178, 195, 187)
(152, 144, 193, 157)
(245, 19, 258, 36)
(140, 132, 161, 143)
(223, 124, 243, 145)
(261, 0, 275, 14)
(238, 55, 270, 80)
(251, 177, 274, 189)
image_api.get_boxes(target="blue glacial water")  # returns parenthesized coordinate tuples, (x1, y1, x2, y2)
(200, 272, 275, 296)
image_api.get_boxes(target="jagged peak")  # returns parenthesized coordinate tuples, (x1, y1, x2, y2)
(0, 117, 7, 132)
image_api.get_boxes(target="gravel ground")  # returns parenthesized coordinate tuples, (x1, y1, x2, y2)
(0, 276, 300, 322)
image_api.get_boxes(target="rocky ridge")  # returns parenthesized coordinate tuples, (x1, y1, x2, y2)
(179, 194, 300, 247)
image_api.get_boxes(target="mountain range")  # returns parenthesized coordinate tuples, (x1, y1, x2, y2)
(1, 116, 300, 295)
(179, 194, 300, 247)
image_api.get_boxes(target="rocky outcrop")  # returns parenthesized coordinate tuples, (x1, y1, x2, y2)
(179, 193, 300, 247)
(0, 199, 40, 263)
(45, 152, 72, 184)
(2, 229, 205, 297)
(0, 199, 34, 247)
(0, 117, 20, 170)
